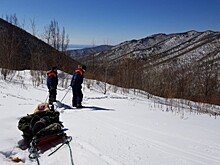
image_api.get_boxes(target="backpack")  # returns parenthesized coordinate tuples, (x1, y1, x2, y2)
(18, 110, 61, 139)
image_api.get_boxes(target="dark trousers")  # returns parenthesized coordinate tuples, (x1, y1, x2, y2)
(72, 87, 83, 106)
(48, 87, 57, 104)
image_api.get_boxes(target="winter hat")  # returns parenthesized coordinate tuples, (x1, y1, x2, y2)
(34, 103, 50, 113)
(82, 65, 87, 71)
(52, 66, 57, 70)
(78, 65, 87, 71)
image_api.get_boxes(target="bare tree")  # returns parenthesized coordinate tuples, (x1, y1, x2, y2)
(43, 19, 69, 52)
(61, 27, 69, 52)
(30, 18, 37, 36)
(5, 14, 19, 26)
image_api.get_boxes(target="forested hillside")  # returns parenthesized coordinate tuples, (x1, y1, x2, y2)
(75, 31, 220, 105)
(0, 18, 78, 73)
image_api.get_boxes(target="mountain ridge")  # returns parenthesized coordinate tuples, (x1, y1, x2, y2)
(0, 17, 219, 105)
(75, 30, 220, 105)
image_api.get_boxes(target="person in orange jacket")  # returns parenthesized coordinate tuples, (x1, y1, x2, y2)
(47, 66, 58, 105)
(70, 65, 86, 108)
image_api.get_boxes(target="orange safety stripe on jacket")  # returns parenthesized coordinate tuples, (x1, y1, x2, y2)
(75, 69, 83, 75)
(47, 72, 57, 77)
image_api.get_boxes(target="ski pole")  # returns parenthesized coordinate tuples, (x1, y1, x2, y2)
(45, 94, 49, 102)
(60, 87, 71, 102)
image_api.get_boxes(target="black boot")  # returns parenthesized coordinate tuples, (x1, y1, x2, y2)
(72, 101, 77, 107)
(76, 104, 83, 108)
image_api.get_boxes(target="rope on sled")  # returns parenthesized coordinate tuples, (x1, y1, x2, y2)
(28, 135, 73, 165)
(67, 137, 74, 165)
(28, 143, 40, 165)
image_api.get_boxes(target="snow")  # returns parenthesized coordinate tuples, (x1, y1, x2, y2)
(0, 70, 220, 165)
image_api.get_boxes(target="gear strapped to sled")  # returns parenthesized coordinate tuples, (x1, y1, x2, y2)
(17, 103, 74, 165)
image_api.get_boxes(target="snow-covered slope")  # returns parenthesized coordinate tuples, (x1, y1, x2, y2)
(0, 70, 220, 165)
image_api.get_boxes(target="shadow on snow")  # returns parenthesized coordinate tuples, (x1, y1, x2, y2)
(56, 102, 114, 111)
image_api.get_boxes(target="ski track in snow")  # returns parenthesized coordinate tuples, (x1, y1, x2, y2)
(74, 139, 122, 165)
(66, 104, 220, 165)
(101, 117, 220, 165)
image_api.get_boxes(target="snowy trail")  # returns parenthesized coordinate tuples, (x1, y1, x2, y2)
(85, 114, 218, 165)
(1, 70, 220, 165)
(60, 96, 220, 165)
(90, 112, 220, 165)
(54, 84, 220, 165)
(74, 139, 123, 165)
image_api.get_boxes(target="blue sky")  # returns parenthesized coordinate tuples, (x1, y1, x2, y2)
(1, 0, 220, 45)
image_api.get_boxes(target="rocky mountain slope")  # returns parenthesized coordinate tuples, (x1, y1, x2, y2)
(77, 30, 220, 105)
(93, 30, 220, 67)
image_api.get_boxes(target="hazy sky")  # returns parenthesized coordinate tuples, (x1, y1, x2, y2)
(1, 0, 220, 45)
